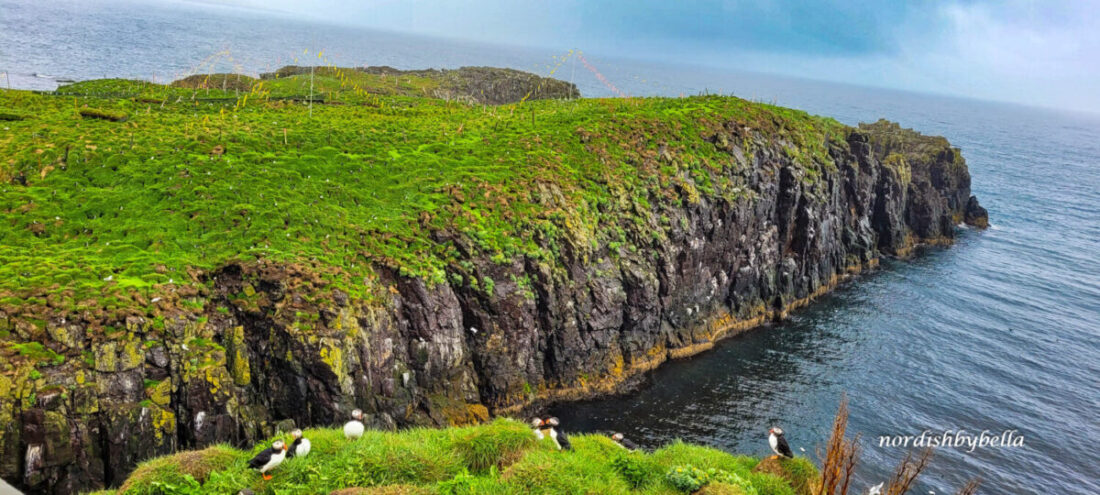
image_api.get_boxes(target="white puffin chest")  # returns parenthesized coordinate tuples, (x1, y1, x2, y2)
(345, 420, 365, 439)
(541, 428, 562, 449)
(295, 438, 311, 457)
(769, 434, 779, 452)
(262, 449, 287, 473)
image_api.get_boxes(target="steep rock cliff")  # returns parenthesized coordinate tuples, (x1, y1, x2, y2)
(0, 101, 985, 493)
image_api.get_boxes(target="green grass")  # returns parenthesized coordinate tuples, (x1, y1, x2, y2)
(8, 341, 66, 365)
(78, 107, 129, 122)
(0, 74, 847, 332)
(100, 418, 815, 495)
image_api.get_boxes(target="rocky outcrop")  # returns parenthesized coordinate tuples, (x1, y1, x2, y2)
(0, 118, 985, 493)
(257, 65, 579, 104)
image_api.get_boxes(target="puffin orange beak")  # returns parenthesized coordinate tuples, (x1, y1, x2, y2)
(283, 444, 289, 451)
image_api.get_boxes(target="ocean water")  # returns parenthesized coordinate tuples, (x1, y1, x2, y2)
(3, 0, 1099, 493)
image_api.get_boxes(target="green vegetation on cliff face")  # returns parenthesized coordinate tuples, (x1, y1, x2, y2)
(99, 419, 816, 495)
(0, 75, 842, 324)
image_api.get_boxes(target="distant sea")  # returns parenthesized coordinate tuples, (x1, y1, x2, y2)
(3, 0, 1099, 493)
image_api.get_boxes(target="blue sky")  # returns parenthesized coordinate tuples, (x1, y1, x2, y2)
(223, 0, 1098, 112)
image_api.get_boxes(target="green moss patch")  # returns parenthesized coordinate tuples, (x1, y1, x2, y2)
(8, 341, 66, 365)
(78, 108, 128, 122)
(0, 111, 26, 121)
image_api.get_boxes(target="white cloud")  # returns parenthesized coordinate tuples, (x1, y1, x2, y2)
(233, 0, 1100, 112)
(691, 1, 1100, 113)
(893, 1, 1100, 111)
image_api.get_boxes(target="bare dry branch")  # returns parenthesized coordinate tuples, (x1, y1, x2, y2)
(819, 395, 862, 495)
(955, 477, 981, 495)
(885, 447, 933, 495)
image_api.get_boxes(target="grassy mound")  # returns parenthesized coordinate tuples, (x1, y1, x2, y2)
(99, 419, 815, 495)
(171, 73, 260, 92)
(116, 445, 238, 493)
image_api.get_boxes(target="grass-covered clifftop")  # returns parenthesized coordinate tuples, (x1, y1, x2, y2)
(93, 418, 816, 495)
(0, 73, 842, 326)
(0, 66, 983, 493)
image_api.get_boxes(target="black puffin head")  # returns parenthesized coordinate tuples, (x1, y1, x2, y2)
(291, 429, 303, 439)
(530, 417, 544, 428)
(272, 440, 287, 451)
(611, 432, 624, 441)
(768, 427, 784, 436)
(351, 409, 364, 421)
(546, 417, 560, 427)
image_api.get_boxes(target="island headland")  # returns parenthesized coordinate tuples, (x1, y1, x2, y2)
(0, 65, 987, 493)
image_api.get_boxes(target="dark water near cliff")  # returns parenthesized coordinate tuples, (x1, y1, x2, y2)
(3, 0, 1099, 493)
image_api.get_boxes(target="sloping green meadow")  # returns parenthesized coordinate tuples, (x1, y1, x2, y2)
(0, 74, 845, 325)
(98, 418, 815, 495)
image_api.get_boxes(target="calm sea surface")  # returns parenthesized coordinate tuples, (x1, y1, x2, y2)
(3, 0, 1099, 493)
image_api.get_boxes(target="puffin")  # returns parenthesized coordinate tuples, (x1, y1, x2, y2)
(247, 440, 288, 480)
(611, 432, 641, 451)
(344, 409, 365, 439)
(287, 428, 311, 458)
(536, 418, 559, 449)
(768, 427, 794, 458)
(544, 417, 572, 451)
(530, 418, 545, 439)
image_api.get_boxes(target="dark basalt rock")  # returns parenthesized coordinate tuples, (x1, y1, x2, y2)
(965, 195, 990, 229)
(1, 120, 986, 493)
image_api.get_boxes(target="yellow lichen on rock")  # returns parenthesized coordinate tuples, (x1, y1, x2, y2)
(466, 403, 490, 423)
(227, 326, 251, 386)
(609, 354, 625, 377)
(149, 405, 176, 441)
(319, 342, 345, 379)
(148, 379, 171, 406)
(121, 341, 144, 370)
(93, 342, 118, 372)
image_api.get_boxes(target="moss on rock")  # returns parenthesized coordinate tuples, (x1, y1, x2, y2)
(117, 444, 239, 494)
(226, 325, 251, 386)
(752, 456, 820, 495)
